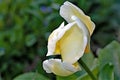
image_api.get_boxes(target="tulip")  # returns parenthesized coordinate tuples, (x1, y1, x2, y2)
(43, 1, 95, 76)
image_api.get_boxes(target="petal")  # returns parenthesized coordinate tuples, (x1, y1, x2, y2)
(60, 1, 95, 35)
(59, 22, 88, 64)
(57, 16, 89, 64)
(71, 16, 91, 53)
(47, 22, 65, 56)
(43, 59, 80, 76)
(47, 22, 76, 56)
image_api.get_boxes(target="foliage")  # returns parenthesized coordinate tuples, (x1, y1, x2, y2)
(98, 41, 120, 80)
(54, 41, 120, 80)
(0, 0, 120, 80)
(13, 72, 49, 80)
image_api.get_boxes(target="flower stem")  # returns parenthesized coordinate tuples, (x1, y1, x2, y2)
(79, 59, 97, 80)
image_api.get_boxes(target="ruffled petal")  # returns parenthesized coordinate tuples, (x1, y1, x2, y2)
(47, 22, 65, 56)
(47, 22, 76, 56)
(43, 59, 80, 76)
(60, 1, 95, 35)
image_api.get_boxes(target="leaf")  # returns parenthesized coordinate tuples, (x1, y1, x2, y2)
(56, 73, 78, 80)
(76, 53, 99, 80)
(78, 53, 99, 75)
(13, 72, 49, 80)
(81, 53, 98, 69)
(98, 41, 120, 80)
(76, 66, 98, 80)
(98, 63, 114, 80)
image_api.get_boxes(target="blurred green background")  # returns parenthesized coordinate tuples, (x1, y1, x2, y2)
(0, 0, 120, 80)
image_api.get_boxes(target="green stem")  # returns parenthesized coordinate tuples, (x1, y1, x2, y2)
(79, 59, 97, 80)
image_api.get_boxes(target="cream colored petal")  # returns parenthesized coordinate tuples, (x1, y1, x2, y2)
(72, 16, 91, 53)
(47, 22, 64, 56)
(43, 59, 80, 76)
(60, 1, 95, 35)
(59, 23, 88, 64)
(58, 16, 89, 64)
(71, 16, 89, 39)
(47, 22, 76, 56)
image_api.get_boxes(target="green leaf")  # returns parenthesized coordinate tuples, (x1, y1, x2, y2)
(98, 63, 114, 80)
(79, 53, 99, 75)
(76, 66, 98, 80)
(98, 41, 120, 80)
(56, 73, 78, 80)
(76, 53, 99, 80)
(13, 72, 49, 80)
(81, 53, 98, 69)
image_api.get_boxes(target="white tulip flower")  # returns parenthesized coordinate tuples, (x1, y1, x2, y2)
(43, 1, 95, 76)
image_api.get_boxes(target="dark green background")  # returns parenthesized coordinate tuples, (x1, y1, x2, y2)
(0, 0, 120, 80)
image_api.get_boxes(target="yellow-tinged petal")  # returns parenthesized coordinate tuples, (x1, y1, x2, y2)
(71, 16, 91, 53)
(59, 23, 87, 64)
(47, 22, 65, 56)
(60, 1, 95, 35)
(47, 22, 76, 56)
(43, 59, 80, 76)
